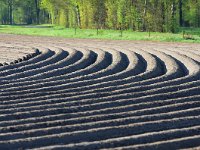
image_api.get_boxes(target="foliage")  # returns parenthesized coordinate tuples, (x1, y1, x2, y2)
(0, 0, 200, 33)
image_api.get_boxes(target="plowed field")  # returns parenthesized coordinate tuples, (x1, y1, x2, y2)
(0, 34, 200, 149)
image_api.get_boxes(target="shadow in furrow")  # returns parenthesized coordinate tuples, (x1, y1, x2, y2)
(0, 49, 41, 72)
(2, 50, 69, 80)
(0, 50, 55, 78)
(31, 50, 98, 80)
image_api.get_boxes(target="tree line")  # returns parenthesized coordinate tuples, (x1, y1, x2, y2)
(0, 0, 48, 25)
(0, 0, 200, 33)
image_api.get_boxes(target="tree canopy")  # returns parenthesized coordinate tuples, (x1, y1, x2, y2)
(0, 0, 200, 33)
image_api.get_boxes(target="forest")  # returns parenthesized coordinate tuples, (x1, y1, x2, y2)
(0, 0, 200, 33)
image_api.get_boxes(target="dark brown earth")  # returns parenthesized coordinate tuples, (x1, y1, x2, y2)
(0, 34, 200, 150)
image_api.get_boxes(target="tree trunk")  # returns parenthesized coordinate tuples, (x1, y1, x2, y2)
(179, 0, 183, 26)
(8, 0, 13, 25)
(9, 4, 12, 25)
(142, 0, 147, 31)
(0, 1, 3, 24)
(161, 1, 165, 32)
(196, 1, 200, 27)
(27, 6, 33, 24)
(75, 5, 80, 27)
(35, 0, 40, 24)
(171, 1, 176, 33)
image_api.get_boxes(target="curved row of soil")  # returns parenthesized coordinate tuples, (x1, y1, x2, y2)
(0, 34, 200, 150)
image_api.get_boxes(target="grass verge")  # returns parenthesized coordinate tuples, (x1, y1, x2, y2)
(0, 25, 200, 43)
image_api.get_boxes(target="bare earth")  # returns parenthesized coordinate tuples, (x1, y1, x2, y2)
(0, 34, 200, 149)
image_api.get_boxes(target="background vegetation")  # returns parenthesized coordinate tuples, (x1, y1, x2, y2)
(1, 0, 200, 33)
(1, 0, 200, 43)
